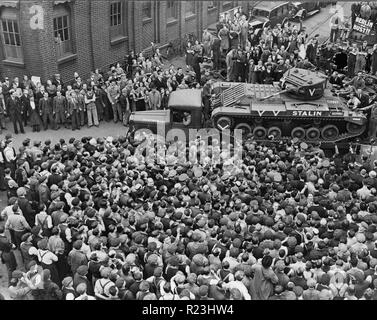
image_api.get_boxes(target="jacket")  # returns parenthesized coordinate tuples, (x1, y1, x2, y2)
(17, 197, 36, 227)
(67, 98, 78, 114)
(68, 249, 88, 274)
(20, 95, 31, 115)
(53, 96, 67, 113)
(39, 98, 53, 115)
(8, 97, 22, 117)
(250, 263, 279, 300)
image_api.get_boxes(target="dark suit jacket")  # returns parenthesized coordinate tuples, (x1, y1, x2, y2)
(356, 92, 369, 107)
(39, 98, 53, 115)
(7, 97, 22, 118)
(20, 95, 31, 115)
(52, 96, 67, 113)
(18, 197, 36, 227)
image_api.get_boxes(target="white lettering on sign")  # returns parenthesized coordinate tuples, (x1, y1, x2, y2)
(257, 110, 265, 116)
(30, 5, 44, 30)
(309, 88, 316, 96)
(292, 111, 323, 117)
(353, 16, 374, 35)
(272, 110, 281, 116)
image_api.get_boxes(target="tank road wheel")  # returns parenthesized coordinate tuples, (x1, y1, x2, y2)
(215, 116, 233, 131)
(291, 127, 306, 140)
(306, 127, 321, 141)
(321, 125, 339, 141)
(267, 126, 282, 139)
(346, 122, 366, 135)
(234, 123, 253, 136)
(253, 126, 267, 139)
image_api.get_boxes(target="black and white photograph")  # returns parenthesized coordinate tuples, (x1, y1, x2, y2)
(0, 0, 377, 311)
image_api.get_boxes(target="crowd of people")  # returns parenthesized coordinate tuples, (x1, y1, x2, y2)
(2, 3, 377, 302)
(212, 11, 313, 83)
(1, 128, 377, 300)
(0, 45, 209, 136)
(195, 4, 377, 93)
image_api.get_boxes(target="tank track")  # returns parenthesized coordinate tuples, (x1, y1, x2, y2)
(212, 114, 367, 144)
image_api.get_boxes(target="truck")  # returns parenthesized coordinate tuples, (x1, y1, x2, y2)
(128, 89, 204, 136)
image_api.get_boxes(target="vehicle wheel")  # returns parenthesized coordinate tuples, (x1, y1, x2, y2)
(306, 127, 321, 141)
(268, 126, 282, 139)
(321, 124, 339, 141)
(253, 126, 267, 139)
(215, 116, 233, 131)
(291, 127, 306, 139)
(346, 122, 366, 135)
(234, 123, 253, 136)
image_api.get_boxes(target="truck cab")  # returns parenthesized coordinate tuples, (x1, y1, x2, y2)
(128, 89, 203, 135)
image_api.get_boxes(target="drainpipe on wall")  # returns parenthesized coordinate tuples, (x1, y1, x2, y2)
(88, 0, 95, 71)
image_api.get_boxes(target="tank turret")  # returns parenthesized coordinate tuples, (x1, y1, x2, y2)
(279, 67, 328, 100)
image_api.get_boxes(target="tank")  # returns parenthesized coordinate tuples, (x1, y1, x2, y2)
(211, 68, 368, 143)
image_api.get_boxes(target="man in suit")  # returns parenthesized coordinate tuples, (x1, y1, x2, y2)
(192, 53, 203, 85)
(305, 38, 317, 65)
(39, 91, 56, 130)
(20, 89, 30, 127)
(211, 36, 222, 70)
(2, 77, 11, 112)
(0, 86, 6, 133)
(53, 90, 67, 129)
(17, 187, 36, 228)
(7, 90, 24, 134)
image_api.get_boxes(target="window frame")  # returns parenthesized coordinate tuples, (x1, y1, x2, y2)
(185, 2, 196, 18)
(282, 4, 289, 15)
(142, 1, 152, 21)
(171, 108, 192, 125)
(110, 1, 126, 41)
(222, 1, 234, 11)
(167, 0, 178, 21)
(110, 1, 122, 27)
(0, 9, 23, 63)
(207, 1, 218, 12)
(53, 4, 74, 59)
(270, 9, 278, 19)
